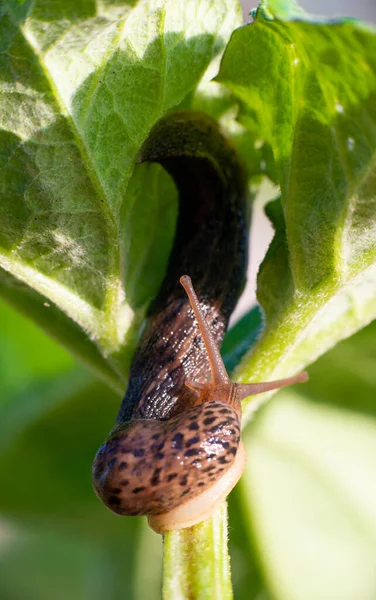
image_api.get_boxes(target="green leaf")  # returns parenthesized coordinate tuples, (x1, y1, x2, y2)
(217, 0, 376, 419)
(0, 0, 241, 384)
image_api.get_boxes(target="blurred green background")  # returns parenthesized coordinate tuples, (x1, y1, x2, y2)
(0, 295, 162, 600)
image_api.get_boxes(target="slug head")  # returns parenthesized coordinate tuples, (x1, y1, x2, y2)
(92, 276, 307, 533)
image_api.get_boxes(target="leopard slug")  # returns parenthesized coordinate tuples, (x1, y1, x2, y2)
(92, 111, 307, 534)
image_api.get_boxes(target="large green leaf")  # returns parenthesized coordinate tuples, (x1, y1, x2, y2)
(0, 0, 241, 388)
(217, 0, 376, 419)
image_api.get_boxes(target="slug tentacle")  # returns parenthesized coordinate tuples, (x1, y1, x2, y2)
(92, 111, 307, 533)
(235, 371, 308, 400)
(180, 275, 230, 387)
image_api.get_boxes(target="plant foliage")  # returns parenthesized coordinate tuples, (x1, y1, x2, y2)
(1, 1, 376, 599)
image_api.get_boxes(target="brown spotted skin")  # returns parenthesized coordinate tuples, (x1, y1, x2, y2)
(92, 111, 248, 519)
(92, 401, 241, 516)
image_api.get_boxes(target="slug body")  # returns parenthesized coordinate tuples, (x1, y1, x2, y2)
(92, 112, 307, 533)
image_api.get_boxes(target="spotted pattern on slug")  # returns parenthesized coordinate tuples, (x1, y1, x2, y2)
(92, 401, 241, 516)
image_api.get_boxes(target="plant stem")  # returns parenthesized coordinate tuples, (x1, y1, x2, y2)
(162, 503, 233, 600)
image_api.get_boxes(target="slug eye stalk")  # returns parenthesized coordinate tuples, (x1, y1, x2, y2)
(180, 274, 308, 402)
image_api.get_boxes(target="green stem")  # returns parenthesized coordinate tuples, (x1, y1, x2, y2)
(163, 503, 233, 600)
